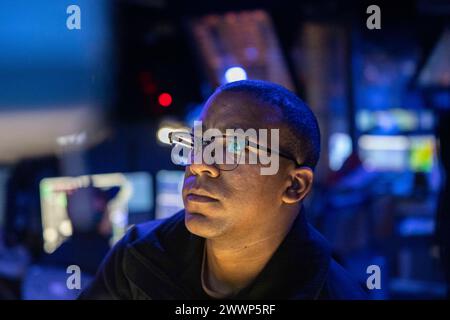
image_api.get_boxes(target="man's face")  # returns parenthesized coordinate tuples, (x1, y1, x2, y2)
(182, 91, 296, 240)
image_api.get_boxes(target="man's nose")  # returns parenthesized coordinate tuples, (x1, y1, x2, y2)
(188, 161, 220, 178)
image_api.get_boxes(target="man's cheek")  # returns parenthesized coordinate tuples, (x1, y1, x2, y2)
(237, 164, 264, 179)
(230, 173, 261, 194)
(237, 182, 270, 207)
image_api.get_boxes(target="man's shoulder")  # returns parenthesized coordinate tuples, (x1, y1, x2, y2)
(78, 210, 197, 299)
(321, 259, 369, 300)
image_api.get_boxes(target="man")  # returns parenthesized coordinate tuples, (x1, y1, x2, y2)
(79, 80, 367, 299)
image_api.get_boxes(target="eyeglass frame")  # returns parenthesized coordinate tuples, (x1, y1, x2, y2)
(168, 130, 305, 170)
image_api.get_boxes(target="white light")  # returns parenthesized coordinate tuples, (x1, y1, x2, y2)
(43, 228, 58, 243)
(329, 133, 352, 171)
(224, 67, 247, 83)
(358, 135, 410, 151)
(110, 209, 127, 226)
(157, 127, 174, 145)
(56, 132, 86, 146)
(44, 243, 55, 254)
(59, 220, 73, 237)
(157, 126, 189, 145)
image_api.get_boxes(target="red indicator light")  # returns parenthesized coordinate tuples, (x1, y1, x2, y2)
(158, 93, 172, 107)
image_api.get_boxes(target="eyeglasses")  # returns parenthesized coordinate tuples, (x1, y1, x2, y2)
(168, 131, 303, 171)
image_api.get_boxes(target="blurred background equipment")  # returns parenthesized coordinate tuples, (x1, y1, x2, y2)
(0, 0, 449, 299)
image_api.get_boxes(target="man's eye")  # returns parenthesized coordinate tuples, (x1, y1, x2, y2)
(227, 141, 242, 154)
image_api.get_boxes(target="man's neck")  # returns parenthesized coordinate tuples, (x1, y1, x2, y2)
(203, 210, 299, 297)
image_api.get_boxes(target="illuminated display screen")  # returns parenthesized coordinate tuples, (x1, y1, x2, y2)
(358, 135, 436, 172)
(39, 172, 152, 253)
(155, 170, 185, 220)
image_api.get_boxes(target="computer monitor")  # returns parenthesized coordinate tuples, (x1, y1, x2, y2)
(39, 172, 152, 254)
(155, 170, 185, 220)
(358, 135, 436, 172)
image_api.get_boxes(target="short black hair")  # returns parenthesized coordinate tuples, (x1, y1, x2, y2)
(216, 80, 321, 169)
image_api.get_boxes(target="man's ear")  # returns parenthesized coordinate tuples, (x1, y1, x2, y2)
(281, 167, 314, 205)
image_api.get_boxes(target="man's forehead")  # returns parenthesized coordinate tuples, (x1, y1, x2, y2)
(199, 91, 283, 131)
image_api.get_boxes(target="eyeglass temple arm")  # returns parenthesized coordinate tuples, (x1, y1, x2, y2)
(246, 140, 303, 167)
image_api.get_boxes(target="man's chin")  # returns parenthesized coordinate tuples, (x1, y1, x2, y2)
(184, 210, 225, 239)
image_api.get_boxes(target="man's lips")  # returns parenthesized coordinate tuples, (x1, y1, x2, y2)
(186, 192, 219, 203)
